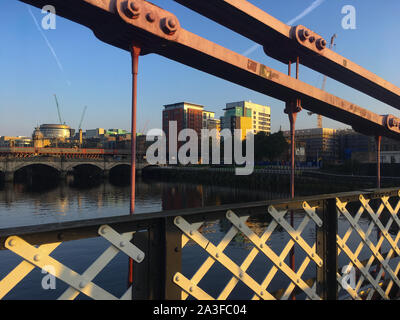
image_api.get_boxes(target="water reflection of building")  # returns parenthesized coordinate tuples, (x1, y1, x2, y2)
(213, 214, 274, 248)
(162, 184, 204, 210)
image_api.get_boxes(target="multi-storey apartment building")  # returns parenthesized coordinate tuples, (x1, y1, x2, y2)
(162, 102, 204, 142)
(162, 102, 221, 162)
(222, 101, 271, 138)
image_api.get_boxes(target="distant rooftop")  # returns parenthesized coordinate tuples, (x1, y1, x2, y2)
(224, 101, 269, 110)
(164, 102, 204, 109)
(40, 124, 71, 129)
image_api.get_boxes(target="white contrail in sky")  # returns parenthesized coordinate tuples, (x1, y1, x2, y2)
(286, 0, 325, 25)
(27, 6, 71, 86)
(242, 0, 326, 56)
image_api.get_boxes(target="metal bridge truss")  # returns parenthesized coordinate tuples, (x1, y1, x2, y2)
(16, 0, 400, 196)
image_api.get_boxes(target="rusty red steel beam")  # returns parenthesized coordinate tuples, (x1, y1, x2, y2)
(18, 0, 400, 139)
(174, 0, 400, 112)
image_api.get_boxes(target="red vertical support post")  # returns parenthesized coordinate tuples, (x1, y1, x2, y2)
(289, 112, 296, 199)
(285, 57, 302, 299)
(129, 44, 141, 286)
(376, 135, 381, 189)
(130, 45, 141, 213)
(292, 56, 299, 198)
(287, 57, 301, 198)
(287, 60, 293, 198)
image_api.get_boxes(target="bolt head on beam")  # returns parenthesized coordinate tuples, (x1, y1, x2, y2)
(146, 11, 156, 23)
(125, 0, 141, 18)
(298, 28, 310, 41)
(316, 38, 327, 50)
(161, 17, 178, 35)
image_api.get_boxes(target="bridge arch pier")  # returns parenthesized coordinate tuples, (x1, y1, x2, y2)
(59, 171, 68, 180)
(4, 171, 13, 183)
(103, 169, 110, 179)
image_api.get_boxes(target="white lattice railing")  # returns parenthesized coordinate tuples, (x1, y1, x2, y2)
(336, 193, 400, 300)
(1, 188, 400, 300)
(170, 189, 400, 300)
(173, 205, 322, 300)
(0, 225, 144, 300)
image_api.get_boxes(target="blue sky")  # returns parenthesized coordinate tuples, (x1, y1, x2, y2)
(1, 0, 400, 137)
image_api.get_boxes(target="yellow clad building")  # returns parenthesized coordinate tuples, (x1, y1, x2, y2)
(222, 101, 271, 140)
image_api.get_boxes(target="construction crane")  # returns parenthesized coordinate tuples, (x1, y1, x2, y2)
(308, 34, 337, 128)
(140, 119, 149, 134)
(76, 106, 88, 148)
(53, 94, 64, 124)
(78, 106, 88, 131)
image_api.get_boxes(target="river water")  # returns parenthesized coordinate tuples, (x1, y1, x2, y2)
(0, 177, 384, 299)
(0, 176, 289, 228)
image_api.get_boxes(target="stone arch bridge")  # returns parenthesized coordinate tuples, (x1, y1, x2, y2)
(0, 157, 148, 182)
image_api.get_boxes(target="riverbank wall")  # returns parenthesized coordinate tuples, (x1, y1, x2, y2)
(142, 166, 400, 196)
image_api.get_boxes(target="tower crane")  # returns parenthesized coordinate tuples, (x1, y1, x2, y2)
(308, 34, 337, 128)
(140, 119, 150, 134)
(53, 94, 64, 124)
(77, 106, 87, 148)
(78, 106, 88, 131)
